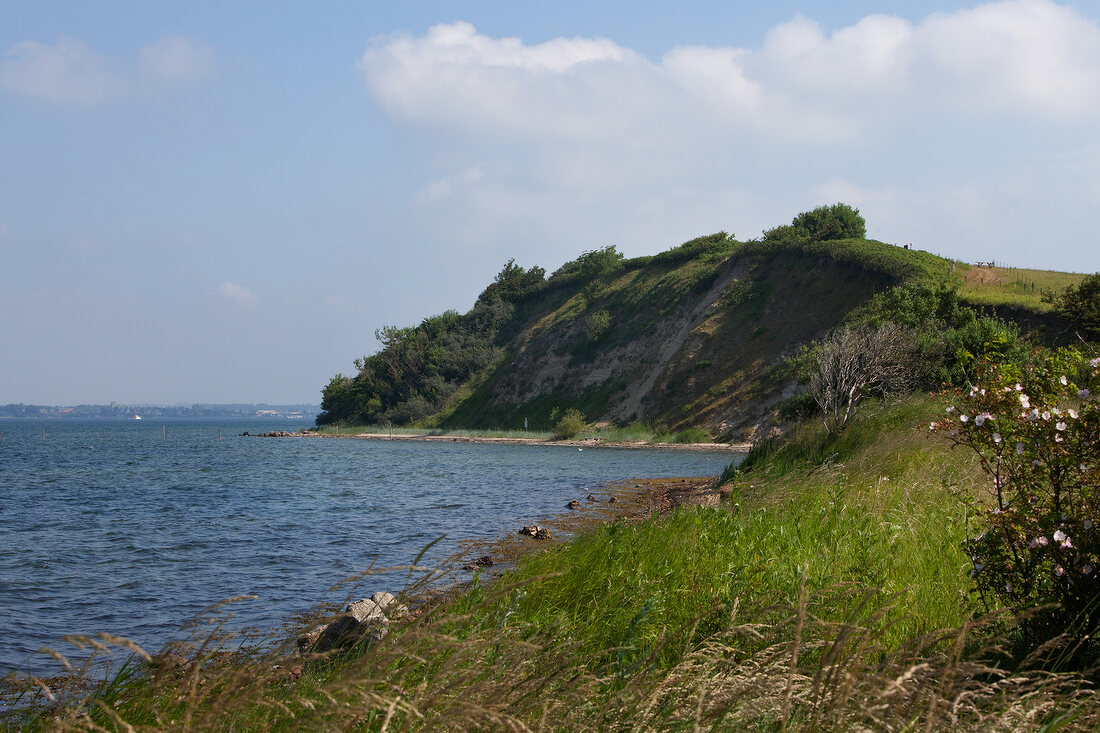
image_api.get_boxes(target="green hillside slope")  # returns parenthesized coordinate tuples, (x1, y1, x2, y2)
(317, 207, 1077, 437)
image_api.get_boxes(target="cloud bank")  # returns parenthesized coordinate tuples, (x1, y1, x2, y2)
(0, 35, 213, 105)
(356, 1, 1100, 270)
(218, 281, 258, 306)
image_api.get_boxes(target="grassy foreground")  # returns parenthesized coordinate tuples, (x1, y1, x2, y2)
(10, 398, 1100, 730)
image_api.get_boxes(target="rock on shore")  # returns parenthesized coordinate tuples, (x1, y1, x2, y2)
(299, 591, 408, 654)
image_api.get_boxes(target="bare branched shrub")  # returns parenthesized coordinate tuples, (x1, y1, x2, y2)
(810, 324, 912, 434)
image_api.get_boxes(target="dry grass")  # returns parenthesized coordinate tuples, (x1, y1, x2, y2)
(957, 264, 1085, 311)
(12, 580, 1100, 732)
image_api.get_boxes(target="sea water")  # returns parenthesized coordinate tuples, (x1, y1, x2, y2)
(0, 418, 739, 676)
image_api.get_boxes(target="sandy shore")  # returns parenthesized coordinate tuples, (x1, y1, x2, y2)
(278, 430, 751, 452)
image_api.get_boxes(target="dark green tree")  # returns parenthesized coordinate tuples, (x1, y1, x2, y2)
(1052, 273, 1100, 339)
(764, 203, 866, 242)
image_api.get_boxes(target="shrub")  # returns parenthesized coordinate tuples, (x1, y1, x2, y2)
(932, 349, 1100, 659)
(553, 408, 588, 440)
(672, 427, 711, 444)
(1050, 272, 1100, 340)
(764, 203, 865, 242)
(586, 310, 612, 343)
(810, 324, 913, 434)
(777, 391, 819, 422)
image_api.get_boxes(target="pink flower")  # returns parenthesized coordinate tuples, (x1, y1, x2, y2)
(960, 414, 970, 423)
(1069, 409, 1079, 419)
(1015, 383, 1023, 391)
(1056, 565, 1065, 576)
(1042, 411, 1052, 420)
(1090, 357, 1100, 368)
(1030, 536, 1049, 548)
(929, 422, 938, 430)
(1056, 434, 1065, 443)
(1056, 422, 1067, 432)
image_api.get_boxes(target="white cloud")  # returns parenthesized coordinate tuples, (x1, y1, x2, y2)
(137, 36, 215, 85)
(356, 2, 1100, 274)
(361, 3, 1100, 145)
(417, 164, 486, 203)
(359, 21, 662, 142)
(218, 281, 258, 306)
(0, 35, 212, 105)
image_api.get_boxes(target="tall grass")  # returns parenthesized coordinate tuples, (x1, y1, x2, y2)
(958, 265, 1085, 311)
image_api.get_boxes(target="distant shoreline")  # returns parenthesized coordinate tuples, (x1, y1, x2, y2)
(261, 430, 751, 452)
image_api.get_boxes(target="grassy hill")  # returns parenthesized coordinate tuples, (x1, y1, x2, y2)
(317, 210, 1081, 440)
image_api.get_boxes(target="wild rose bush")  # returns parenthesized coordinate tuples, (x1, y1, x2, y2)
(933, 349, 1100, 650)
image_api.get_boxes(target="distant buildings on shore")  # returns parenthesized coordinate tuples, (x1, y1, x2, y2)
(0, 403, 320, 419)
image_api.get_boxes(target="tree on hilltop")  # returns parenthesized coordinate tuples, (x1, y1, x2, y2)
(765, 203, 866, 242)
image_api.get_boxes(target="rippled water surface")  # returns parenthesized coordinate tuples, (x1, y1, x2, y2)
(0, 418, 738, 674)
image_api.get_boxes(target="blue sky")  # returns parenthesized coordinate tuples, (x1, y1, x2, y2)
(3, 1, 1100, 405)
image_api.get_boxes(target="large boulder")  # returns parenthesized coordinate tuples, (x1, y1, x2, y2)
(307, 591, 407, 654)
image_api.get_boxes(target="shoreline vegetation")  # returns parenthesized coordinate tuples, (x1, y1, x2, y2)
(259, 427, 751, 452)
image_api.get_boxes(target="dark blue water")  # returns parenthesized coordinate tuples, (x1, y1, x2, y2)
(0, 418, 738, 675)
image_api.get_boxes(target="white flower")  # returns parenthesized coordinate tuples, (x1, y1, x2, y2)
(993, 432, 1002, 443)
(1061, 375, 1069, 385)
(929, 422, 938, 430)
(1028, 409, 1040, 421)
(1069, 409, 1079, 419)
(1052, 407, 1062, 416)
(1019, 394, 1031, 408)
(1043, 411, 1052, 420)
(1054, 530, 1068, 542)
(1057, 422, 1067, 432)
(1006, 582, 1013, 592)
(960, 414, 970, 423)
(1079, 389, 1091, 399)
(1030, 536, 1049, 548)
(946, 406, 955, 413)
(1090, 357, 1100, 368)
(975, 414, 986, 426)
(1016, 383, 1023, 391)
(1056, 434, 1065, 443)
